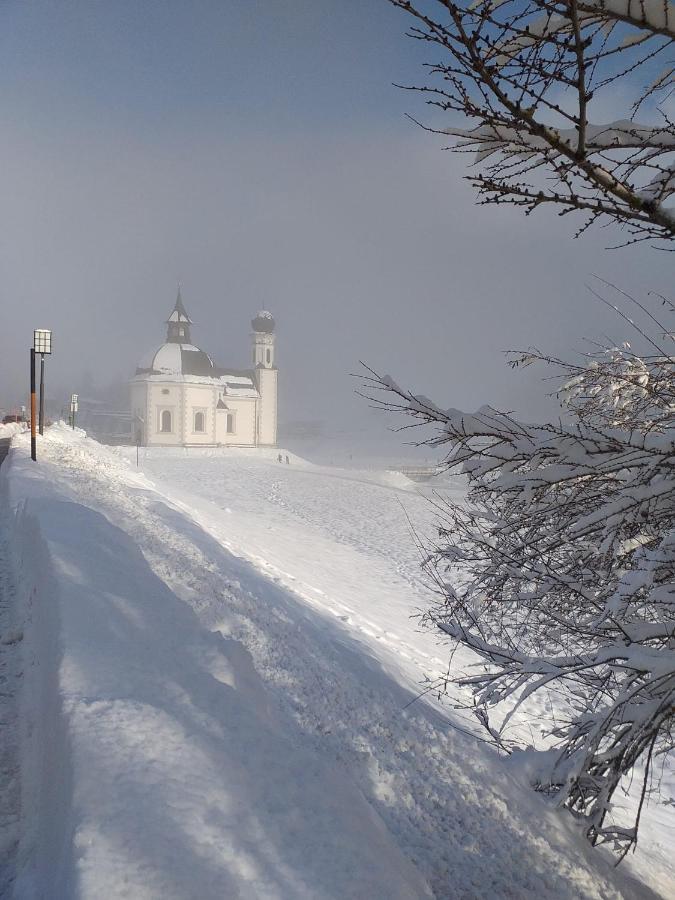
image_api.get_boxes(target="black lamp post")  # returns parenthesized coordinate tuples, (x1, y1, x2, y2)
(33, 329, 52, 436)
(29, 348, 36, 461)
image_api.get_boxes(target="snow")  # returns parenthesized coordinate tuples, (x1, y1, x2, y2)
(1, 425, 671, 898)
(489, 1, 675, 68)
(0, 423, 26, 440)
(133, 371, 258, 395)
(150, 342, 202, 374)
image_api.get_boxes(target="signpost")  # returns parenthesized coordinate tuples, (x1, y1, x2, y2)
(134, 414, 144, 467)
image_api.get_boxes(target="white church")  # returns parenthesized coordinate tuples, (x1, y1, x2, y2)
(131, 291, 277, 448)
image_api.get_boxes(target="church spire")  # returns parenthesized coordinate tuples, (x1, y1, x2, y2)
(166, 285, 193, 344)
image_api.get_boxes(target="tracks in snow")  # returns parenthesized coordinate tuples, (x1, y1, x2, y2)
(25, 436, 638, 900)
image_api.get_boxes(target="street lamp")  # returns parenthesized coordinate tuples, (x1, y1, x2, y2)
(33, 329, 52, 437)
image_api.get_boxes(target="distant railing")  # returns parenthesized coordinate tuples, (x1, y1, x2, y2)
(94, 433, 134, 446)
(391, 464, 444, 481)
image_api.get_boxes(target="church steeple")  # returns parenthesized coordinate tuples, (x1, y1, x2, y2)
(166, 286, 193, 344)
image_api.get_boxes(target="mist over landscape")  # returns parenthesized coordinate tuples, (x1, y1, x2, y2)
(1, 0, 671, 448)
(0, 3, 673, 899)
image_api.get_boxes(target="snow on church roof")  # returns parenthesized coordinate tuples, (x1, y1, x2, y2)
(137, 342, 214, 376)
(133, 370, 259, 397)
(135, 293, 267, 398)
(134, 343, 259, 396)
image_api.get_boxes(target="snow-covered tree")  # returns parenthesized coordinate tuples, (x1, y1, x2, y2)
(361, 300, 674, 854)
(389, 0, 675, 244)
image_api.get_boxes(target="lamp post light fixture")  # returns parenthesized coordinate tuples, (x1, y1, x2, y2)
(33, 329, 52, 437)
(33, 329, 52, 355)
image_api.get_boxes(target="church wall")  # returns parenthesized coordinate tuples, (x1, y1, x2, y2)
(257, 368, 278, 446)
(182, 384, 217, 446)
(130, 382, 148, 443)
(134, 380, 259, 447)
(147, 383, 184, 446)
(215, 397, 256, 446)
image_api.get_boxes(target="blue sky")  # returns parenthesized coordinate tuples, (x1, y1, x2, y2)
(1, 1, 420, 133)
(0, 0, 670, 435)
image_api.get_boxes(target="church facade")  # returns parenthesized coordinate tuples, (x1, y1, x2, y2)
(131, 291, 277, 448)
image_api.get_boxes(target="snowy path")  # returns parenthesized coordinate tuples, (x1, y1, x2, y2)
(0, 511, 19, 895)
(1, 429, 668, 899)
(0, 436, 20, 894)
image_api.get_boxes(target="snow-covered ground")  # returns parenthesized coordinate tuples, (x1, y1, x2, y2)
(0, 423, 26, 440)
(1, 426, 672, 899)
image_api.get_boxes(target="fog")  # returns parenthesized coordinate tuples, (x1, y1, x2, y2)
(0, 0, 669, 447)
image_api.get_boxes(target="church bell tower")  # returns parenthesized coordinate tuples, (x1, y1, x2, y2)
(166, 287, 193, 344)
(251, 310, 277, 446)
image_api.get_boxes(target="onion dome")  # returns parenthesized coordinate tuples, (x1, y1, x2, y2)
(251, 309, 275, 333)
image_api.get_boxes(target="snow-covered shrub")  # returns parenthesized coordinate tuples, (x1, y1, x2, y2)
(361, 308, 674, 855)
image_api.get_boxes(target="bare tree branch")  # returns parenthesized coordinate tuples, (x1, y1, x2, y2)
(389, 0, 675, 244)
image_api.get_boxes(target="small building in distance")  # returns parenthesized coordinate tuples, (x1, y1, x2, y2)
(131, 290, 277, 447)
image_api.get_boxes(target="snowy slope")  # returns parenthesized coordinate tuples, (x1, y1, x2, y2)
(1, 427, 669, 899)
(119, 444, 675, 898)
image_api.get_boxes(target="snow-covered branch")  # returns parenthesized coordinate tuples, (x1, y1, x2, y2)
(360, 306, 675, 853)
(389, 0, 675, 243)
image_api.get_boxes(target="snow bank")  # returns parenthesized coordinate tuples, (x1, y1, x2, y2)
(2, 441, 430, 899)
(0, 423, 26, 440)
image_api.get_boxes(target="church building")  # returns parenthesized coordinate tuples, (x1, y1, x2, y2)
(131, 291, 277, 448)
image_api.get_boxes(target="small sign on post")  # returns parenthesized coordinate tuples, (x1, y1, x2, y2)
(134, 414, 144, 467)
(70, 393, 78, 430)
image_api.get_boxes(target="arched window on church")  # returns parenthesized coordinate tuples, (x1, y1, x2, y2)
(160, 409, 172, 433)
(194, 410, 205, 433)
(266, 349, 271, 365)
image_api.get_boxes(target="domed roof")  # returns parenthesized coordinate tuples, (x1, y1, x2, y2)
(251, 309, 275, 333)
(136, 342, 215, 377)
